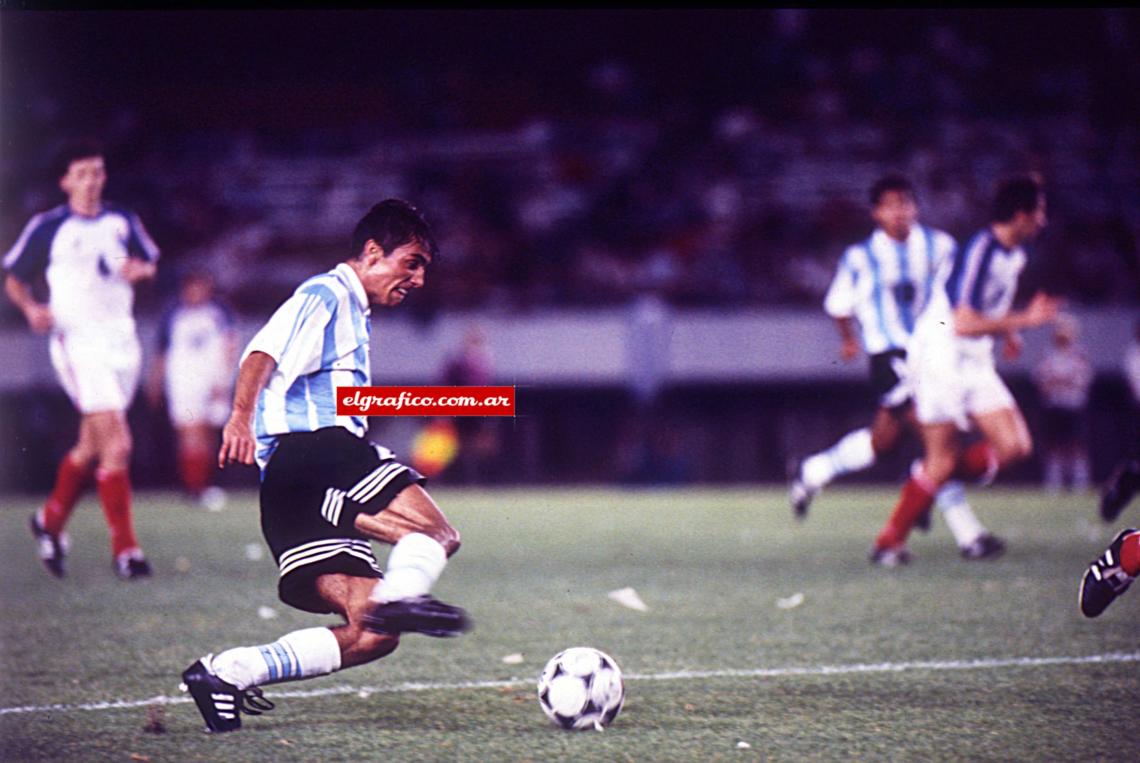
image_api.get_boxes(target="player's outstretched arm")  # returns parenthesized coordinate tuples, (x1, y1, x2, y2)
(219, 351, 277, 468)
(952, 292, 1061, 338)
(4, 274, 53, 333)
(121, 259, 157, 284)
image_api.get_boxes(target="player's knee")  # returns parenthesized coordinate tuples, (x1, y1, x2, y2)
(102, 436, 132, 467)
(870, 428, 897, 456)
(995, 435, 1032, 466)
(1011, 437, 1033, 463)
(430, 525, 461, 557)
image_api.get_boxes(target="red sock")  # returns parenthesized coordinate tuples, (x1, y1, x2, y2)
(876, 469, 937, 550)
(42, 454, 94, 536)
(96, 469, 139, 558)
(179, 448, 213, 496)
(956, 442, 998, 484)
(1121, 532, 1140, 577)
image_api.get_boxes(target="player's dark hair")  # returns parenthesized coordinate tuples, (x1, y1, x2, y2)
(351, 199, 438, 261)
(53, 139, 105, 179)
(991, 175, 1043, 223)
(869, 174, 914, 206)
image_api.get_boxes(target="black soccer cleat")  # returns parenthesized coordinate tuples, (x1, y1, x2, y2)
(914, 508, 933, 533)
(1079, 528, 1139, 618)
(180, 657, 275, 733)
(961, 533, 1006, 561)
(361, 594, 471, 638)
(787, 460, 817, 520)
(114, 552, 153, 580)
(30, 514, 68, 578)
(1100, 459, 1140, 523)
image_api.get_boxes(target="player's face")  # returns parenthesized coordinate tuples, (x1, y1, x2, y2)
(871, 190, 918, 241)
(357, 239, 432, 307)
(59, 156, 107, 215)
(1014, 194, 1048, 243)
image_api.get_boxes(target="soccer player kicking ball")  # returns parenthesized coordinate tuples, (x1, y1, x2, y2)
(4, 141, 159, 580)
(870, 175, 1060, 566)
(181, 200, 470, 733)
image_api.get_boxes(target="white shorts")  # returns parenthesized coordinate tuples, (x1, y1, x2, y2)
(910, 336, 1016, 428)
(50, 328, 141, 414)
(166, 375, 230, 428)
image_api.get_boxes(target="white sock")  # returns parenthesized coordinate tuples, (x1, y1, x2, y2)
(369, 532, 447, 604)
(802, 427, 875, 490)
(935, 481, 987, 547)
(211, 627, 342, 690)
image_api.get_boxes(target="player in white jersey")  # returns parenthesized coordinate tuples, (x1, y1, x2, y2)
(148, 269, 237, 508)
(1032, 316, 1094, 493)
(3, 141, 159, 580)
(871, 175, 1061, 565)
(180, 200, 469, 733)
(788, 175, 998, 558)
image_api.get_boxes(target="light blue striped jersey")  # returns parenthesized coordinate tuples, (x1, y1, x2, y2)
(823, 225, 955, 355)
(243, 263, 371, 473)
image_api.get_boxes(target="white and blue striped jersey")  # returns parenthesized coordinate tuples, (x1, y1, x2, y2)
(823, 225, 956, 355)
(243, 263, 372, 472)
(917, 228, 1028, 360)
(2, 203, 160, 334)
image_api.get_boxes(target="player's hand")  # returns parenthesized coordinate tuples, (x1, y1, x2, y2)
(218, 416, 256, 468)
(121, 259, 157, 284)
(1001, 331, 1023, 361)
(22, 303, 53, 333)
(839, 338, 860, 362)
(1023, 291, 1061, 328)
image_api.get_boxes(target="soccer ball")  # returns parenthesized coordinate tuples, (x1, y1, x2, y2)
(537, 647, 625, 730)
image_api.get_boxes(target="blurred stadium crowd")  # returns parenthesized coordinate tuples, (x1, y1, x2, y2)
(2, 9, 1137, 323)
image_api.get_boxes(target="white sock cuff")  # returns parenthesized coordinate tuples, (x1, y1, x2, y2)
(278, 627, 342, 676)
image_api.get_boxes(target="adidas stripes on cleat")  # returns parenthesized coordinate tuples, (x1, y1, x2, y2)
(181, 657, 275, 733)
(1079, 528, 1138, 618)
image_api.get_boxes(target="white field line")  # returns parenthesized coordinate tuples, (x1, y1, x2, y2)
(1, 651, 1137, 717)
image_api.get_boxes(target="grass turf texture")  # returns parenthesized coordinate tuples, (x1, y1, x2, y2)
(1, 486, 1138, 761)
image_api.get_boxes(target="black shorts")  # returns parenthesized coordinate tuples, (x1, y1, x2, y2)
(869, 349, 911, 410)
(260, 427, 426, 614)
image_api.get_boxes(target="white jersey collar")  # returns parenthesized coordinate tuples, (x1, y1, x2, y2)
(335, 262, 370, 314)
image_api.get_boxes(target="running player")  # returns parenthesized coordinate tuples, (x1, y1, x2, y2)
(148, 269, 237, 508)
(789, 174, 998, 558)
(4, 141, 159, 579)
(870, 175, 1061, 565)
(181, 199, 470, 733)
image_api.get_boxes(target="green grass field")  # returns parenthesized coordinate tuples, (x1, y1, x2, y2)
(1, 485, 1138, 762)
